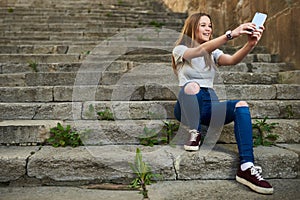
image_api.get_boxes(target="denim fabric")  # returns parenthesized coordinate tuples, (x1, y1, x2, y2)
(174, 86, 254, 164)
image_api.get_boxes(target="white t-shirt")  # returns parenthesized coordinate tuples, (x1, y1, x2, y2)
(172, 45, 224, 88)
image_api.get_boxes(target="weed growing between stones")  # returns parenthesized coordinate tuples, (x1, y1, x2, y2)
(285, 104, 294, 118)
(7, 8, 14, 13)
(97, 109, 114, 120)
(252, 116, 279, 146)
(138, 120, 179, 146)
(149, 20, 165, 28)
(46, 123, 83, 147)
(28, 60, 38, 72)
(129, 148, 161, 199)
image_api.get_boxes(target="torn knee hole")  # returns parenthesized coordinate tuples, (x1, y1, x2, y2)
(184, 82, 200, 95)
(235, 101, 249, 107)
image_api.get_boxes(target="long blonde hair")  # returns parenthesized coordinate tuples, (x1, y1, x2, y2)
(172, 12, 215, 75)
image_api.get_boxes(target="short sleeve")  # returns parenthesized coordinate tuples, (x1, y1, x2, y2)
(212, 48, 224, 64)
(172, 45, 189, 65)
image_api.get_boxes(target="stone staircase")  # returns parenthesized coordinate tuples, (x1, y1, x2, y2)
(0, 0, 299, 187)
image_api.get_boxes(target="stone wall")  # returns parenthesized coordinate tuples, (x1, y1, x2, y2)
(163, 0, 300, 69)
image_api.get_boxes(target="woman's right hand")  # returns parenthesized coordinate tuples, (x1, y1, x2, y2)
(231, 23, 257, 38)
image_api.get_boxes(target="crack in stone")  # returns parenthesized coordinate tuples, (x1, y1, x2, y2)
(165, 150, 179, 180)
(25, 146, 42, 177)
(31, 105, 42, 120)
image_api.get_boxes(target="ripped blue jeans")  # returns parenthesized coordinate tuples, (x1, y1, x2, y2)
(174, 86, 254, 164)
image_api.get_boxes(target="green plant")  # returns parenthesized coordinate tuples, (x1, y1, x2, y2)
(129, 148, 161, 199)
(161, 120, 179, 144)
(106, 12, 112, 17)
(46, 123, 83, 147)
(252, 117, 279, 147)
(139, 126, 160, 147)
(8, 8, 14, 13)
(117, 0, 124, 5)
(137, 35, 152, 41)
(285, 105, 294, 118)
(97, 109, 114, 120)
(139, 121, 179, 147)
(149, 20, 165, 28)
(28, 60, 38, 72)
(147, 111, 164, 119)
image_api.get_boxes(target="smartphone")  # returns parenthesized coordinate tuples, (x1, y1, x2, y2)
(251, 12, 267, 29)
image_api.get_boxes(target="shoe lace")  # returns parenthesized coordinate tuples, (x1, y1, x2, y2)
(250, 166, 264, 181)
(189, 130, 199, 141)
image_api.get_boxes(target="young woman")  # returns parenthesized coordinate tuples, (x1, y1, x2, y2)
(172, 12, 273, 194)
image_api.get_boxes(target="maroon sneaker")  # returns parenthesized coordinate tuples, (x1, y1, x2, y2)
(184, 129, 201, 151)
(236, 165, 273, 194)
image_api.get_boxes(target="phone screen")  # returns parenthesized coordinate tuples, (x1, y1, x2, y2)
(252, 12, 267, 29)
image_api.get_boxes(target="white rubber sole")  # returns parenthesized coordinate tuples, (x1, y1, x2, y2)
(184, 145, 199, 151)
(236, 175, 274, 194)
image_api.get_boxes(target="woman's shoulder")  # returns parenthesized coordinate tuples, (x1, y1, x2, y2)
(212, 48, 224, 56)
(173, 45, 188, 54)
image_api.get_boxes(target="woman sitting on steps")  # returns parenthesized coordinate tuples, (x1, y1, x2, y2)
(172, 12, 273, 195)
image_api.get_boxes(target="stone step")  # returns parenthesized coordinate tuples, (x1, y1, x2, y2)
(0, 53, 279, 67)
(0, 100, 299, 120)
(1, 0, 167, 10)
(1, 13, 185, 23)
(0, 120, 62, 145)
(1, 118, 298, 145)
(278, 70, 300, 84)
(0, 45, 246, 55)
(0, 71, 280, 87)
(0, 61, 272, 74)
(0, 54, 82, 64)
(0, 144, 298, 185)
(0, 84, 299, 102)
(0, 20, 182, 31)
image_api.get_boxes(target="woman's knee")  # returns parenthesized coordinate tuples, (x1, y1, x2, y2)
(184, 82, 200, 95)
(235, 101, 249, 107)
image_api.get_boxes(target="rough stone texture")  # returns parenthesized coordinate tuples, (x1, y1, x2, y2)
(276, 84, 300, 100)
(0, 179, 300, 200)
(24, 144, 299, 184)
(0, 83, 297, 103)
(0, 74, 26, 87)
(248, 100, 300, 119)
(220, 119, 300, 144)
(67, 120, 166, 145)
(278, 70, 300, 84)
(148, 179, 300, 200)
(1, 100, 299, 121)
(254, 145, 298, 178)
(176, 145, 238, 180)
(162, 0, 300, 69)
(81, 101, 175, 120)
(216, 72, 278, 85)
(0, 102, 82, 120)
(27, 145, 178, 183)
(65, 119, 300, 145)
(251, 62, 289, 73)
(0, 146, 38, 182)
(0, 62, 82, 74)
(0, 120, 61, 144)
(25, 72, 78, 86)
(0, 86, 53, 102)
(0, 54, 81, 63)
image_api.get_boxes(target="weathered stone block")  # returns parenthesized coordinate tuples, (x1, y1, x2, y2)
(0, 86, 53, 102)
(0, 146, 38, 182)
(0, 120, 61, 144)
(27, 145, 177, 183)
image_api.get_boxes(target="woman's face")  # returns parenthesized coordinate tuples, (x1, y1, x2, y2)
(196, 16, 212, 43)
